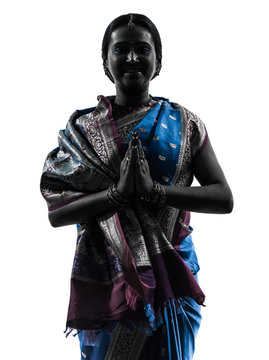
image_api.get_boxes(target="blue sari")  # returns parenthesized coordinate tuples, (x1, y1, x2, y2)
(41, 95, 207, 360)
(78, 233, 202, 360)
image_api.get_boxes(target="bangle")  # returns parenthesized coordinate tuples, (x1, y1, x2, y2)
(139, 181, 166, 208)
(107, 184, 130, 208)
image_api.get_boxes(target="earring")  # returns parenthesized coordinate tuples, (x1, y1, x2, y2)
(155, 63, 162, 76)
(103, 63, 115, 83)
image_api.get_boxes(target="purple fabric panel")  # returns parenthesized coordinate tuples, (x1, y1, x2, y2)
(150, 253, 175, 308)
(137, 266, 156, 306)
(151, 249, 205, 309)
(48, 194, 88, 211)
(67, 276, 132, 329)
(115, 212, 156, 308)
(66, 266, 156, 330)
(122, 245, 156, 302)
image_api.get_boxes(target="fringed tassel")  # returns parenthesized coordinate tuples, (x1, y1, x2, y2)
(142, 298, 185, 336)
(144, 302, 156, 333)
(64, 295, 192, 356)
(168, 301, 180, 359)
(72, 330, 81, 337)
(144, 303, 155, 322)
(64, 327, 81, 338)
(172, 299, 182, 359)
(63, 327, 74, 338)
(163, 304, 172, 360)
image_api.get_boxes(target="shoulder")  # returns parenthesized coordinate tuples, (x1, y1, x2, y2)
(69, 106, 96, 122)
(171, 102, 208, 158)
(171, 102, 204, 127)
(171, 102, 206, 135)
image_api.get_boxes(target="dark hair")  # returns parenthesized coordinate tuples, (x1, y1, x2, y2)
(102, 13, 162, 81)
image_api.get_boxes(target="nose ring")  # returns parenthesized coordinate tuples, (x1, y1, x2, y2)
(126, 50, 139, 63)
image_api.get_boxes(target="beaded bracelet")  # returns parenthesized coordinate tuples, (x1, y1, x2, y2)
(139, 181, 166, 208)
(107, 184, 130, 208)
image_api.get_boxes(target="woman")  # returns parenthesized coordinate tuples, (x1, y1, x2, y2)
(40, 13, 233, 360)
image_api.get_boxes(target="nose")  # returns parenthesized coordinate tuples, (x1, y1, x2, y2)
(126, 49, 139, 63)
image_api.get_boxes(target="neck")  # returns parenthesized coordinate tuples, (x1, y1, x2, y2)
(114, 86, 151, 107)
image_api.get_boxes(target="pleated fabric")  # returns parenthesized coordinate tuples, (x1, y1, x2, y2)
(140, 285, 202, 360)
(78, 234, 202, 360)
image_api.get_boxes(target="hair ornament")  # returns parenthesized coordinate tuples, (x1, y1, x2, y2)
(128, 14, 135, 31)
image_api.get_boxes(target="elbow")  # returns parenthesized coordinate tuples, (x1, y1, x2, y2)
(48, 211, 61, 228)
(224, 194, 234, 213)
(222, 187, 234, 214)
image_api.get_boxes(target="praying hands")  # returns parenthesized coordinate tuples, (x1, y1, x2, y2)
(117, 132, 154, 199)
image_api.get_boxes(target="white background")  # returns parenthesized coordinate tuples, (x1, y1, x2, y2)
(1, 0, 268, 359)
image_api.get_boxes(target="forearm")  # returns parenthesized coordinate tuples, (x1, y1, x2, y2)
(164, 183, 233, 214)
(48, 137, 136, 228)
(49, 189, 114, 227)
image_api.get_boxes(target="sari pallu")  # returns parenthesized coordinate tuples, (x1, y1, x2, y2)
(40, 95, 207, 347)
(78, 233, 202, 360)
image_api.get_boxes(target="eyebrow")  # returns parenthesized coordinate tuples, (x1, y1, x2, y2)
(112, 41, 152, 47)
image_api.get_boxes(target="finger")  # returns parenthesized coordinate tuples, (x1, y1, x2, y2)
(132, 131, 140, 147)
(135, 145, 146, 170)
(123, 142, 132, 164)
(137, 138, 145, 159)
(126, 142, 131, 158)
(128, 136, 133, 151)
(135, 149, 145, 175)
(128, 144, 135, 166)
(134, 145, 141, 166)
(123, 156, 129, 166)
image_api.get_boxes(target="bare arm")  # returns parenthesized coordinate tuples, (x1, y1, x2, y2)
(48, 137, 135, 227)
(48, 189, 115, 227)
(164, 139, 234, 213)
(49, 136, 233, 227)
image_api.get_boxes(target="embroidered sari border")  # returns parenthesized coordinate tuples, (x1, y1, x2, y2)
(40, 95, 206, 342)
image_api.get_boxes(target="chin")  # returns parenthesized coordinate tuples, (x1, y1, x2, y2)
(124, 71, 143, 78)
(122, 73, 151, 86)
(122, 78, 145, 89)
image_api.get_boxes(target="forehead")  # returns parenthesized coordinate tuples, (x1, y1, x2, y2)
(108, 25, 155, 47)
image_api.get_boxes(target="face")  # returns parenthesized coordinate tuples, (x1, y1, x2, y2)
(106, 25, 158, 91)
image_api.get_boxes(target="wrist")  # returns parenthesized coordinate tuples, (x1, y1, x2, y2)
(116, 184, 133, 198)
(107, 183, 131, 208)
(139, 181, 166, 207)
(144, 181, 154, 198)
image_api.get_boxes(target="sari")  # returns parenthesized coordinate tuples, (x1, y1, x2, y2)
(40, 95, 208, 359)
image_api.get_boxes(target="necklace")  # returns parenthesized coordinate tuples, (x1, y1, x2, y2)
(112, 98, 156, 120)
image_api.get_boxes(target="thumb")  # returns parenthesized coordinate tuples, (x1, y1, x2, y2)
(129, 144, 135, 166)
(134, 145, 140, 166)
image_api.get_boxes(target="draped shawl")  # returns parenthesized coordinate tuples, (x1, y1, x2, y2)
(40, 95, 207, 342)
